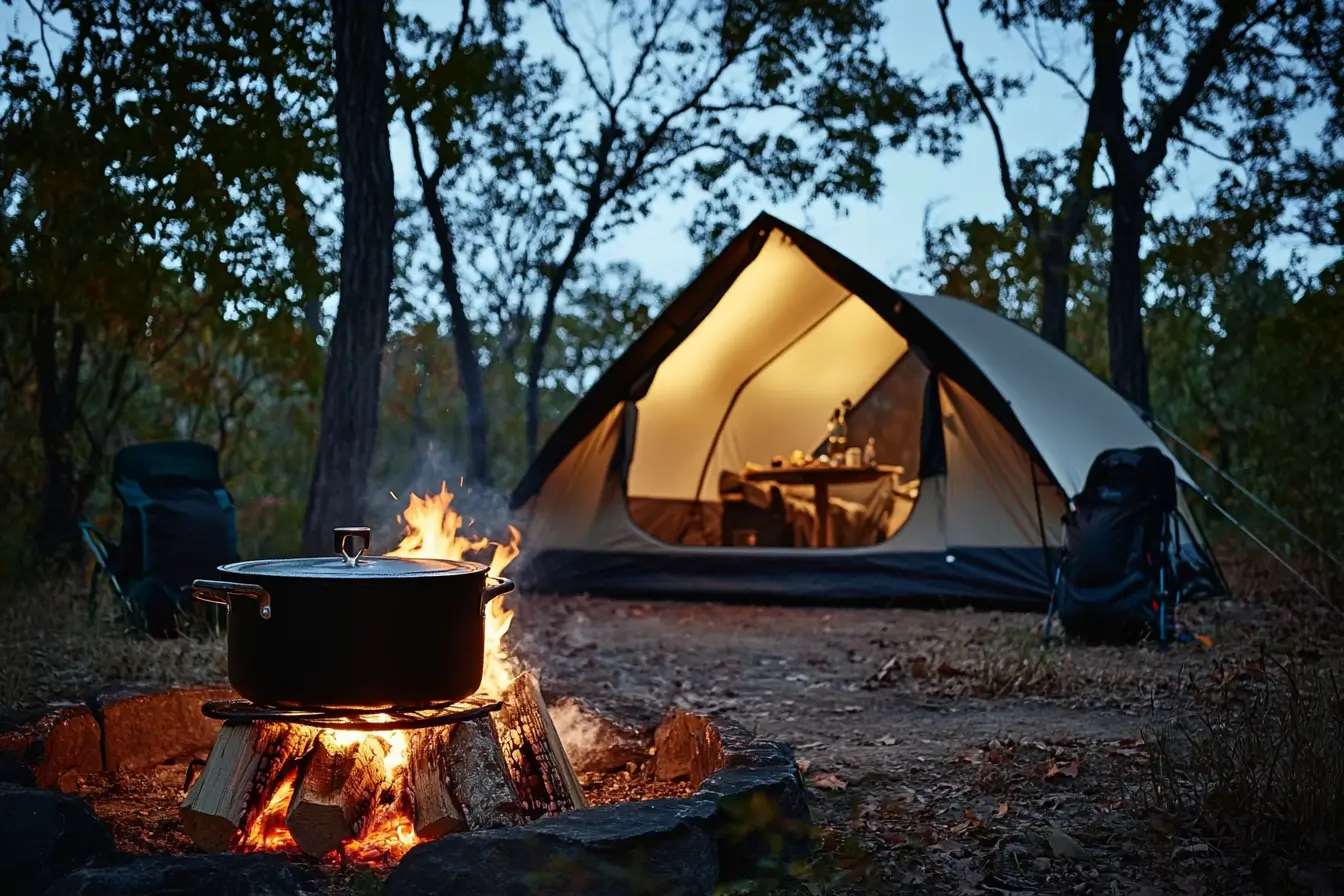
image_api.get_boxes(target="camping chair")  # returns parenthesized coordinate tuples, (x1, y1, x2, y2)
(80, 440, 239, 637)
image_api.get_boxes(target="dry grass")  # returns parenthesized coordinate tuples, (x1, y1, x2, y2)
(0, 571, 226, 712)
(1144, 651, 1344, 862)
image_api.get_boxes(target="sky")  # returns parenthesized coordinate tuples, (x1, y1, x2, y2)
(12, 0, 1328, 298)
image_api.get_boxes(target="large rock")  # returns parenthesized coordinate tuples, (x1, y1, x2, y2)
(1, 750, 37, 787)
(696, 765, 813, 883)
(0, 704, 103, 790)
(549, 696, 650, 774)
(88, 684, 233, 773)
(0, 783, 115, 895)
(44, 853, 312, 896)
(385, 798, 719, 896)
(652, 712, 722, 786)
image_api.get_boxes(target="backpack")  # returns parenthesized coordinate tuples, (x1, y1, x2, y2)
(1049, 447, 1179, 645)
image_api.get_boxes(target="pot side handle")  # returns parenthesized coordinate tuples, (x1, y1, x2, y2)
(192, 579, 273, 620)
(481, 576, 515, 614)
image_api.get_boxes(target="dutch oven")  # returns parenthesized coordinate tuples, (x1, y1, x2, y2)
(192, 526, 515, 711)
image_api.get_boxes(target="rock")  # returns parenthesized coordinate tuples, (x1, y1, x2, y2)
(44, 854, 311, 896)
(385, 798, 718, 896)
(695, 764, 812, 882)
(1047, 826, 1090, 861)
(653, 711, 722, 786)
(0, 704, 103, 790)
(0, 782, 114, 895)
(1, 751, 37, 787)
(549, 697, 650, 774)
(88, 684, 233, 773)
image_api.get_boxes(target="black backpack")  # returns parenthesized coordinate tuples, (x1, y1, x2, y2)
(1049, 447, 1179, 644)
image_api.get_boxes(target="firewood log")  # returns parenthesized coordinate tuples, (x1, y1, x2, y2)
(493, 672, 586, 819)
(179, 722, 315, 853)
(286, 731, 389, 858)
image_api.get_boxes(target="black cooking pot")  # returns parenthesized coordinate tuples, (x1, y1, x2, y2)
(192, 526, 515, 711)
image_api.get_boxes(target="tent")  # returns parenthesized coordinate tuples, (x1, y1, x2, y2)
(509, 213, 1223, 605)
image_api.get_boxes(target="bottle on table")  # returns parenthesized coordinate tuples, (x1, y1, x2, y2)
(862, 437, 877, 467)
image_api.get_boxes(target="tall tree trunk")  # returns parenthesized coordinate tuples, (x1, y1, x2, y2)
(1106, 183, 1150, 410)
(1038, 231, 1070, 351)
(32, 304, 86, 557)
(421, 196, 491, 485)
(301, 0, 395, 555)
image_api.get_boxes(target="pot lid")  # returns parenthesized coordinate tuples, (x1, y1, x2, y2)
(218, 526, 489, 579)
(221, 554, 485, 580)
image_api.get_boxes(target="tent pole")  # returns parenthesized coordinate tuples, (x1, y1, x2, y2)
(1196, 490, 1340, 615)
(1150, 416, 1344, 574)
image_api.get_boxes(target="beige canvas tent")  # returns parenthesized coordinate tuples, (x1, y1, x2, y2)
(509, 214, 1221, 604)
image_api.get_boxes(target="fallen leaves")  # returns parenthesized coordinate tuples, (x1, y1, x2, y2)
(1047, 826, 1090, 861)
(874, 734, 897, 746)
(810, 772, 848, 791)
(1044, 758, 1081, 779)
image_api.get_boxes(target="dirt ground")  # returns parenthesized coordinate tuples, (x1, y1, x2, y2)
(2, 564, 1339, 894)
(506, 585, 1337, 895)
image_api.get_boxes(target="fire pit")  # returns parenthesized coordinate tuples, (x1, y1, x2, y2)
(2, 685, 809, 895)
(1, 488, 810, 893)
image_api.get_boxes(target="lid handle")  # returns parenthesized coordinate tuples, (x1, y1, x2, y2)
(334, 527, 371, 566)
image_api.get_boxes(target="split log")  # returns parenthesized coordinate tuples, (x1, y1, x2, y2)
(493, 672, 586, 818)
(285, 731, 390, 858)
(179, 722, 316, 853)
(408, 718, 523, 837)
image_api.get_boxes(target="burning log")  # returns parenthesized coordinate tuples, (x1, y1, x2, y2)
(284, 731, 390, 858)
(494, 672, 586, 818)
(409, 717, 523, 837)
(179, 722, 316, 853)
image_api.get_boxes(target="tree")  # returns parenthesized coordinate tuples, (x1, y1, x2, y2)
(300, 0, 395, 553)
(389, 1, 565, 484)
(511, 0, 967, 460)
(936, 0, 1104, 350)
(2, 1, 333, 558)
(1087, 0, 1314, 409)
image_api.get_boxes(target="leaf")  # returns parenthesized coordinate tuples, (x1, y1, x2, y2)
(809, 772, 848, 791)
(795, 758, 811, 774)
(875, 734, 896, 746)
(996, 802, 1008, 817)
(1047, 827, 1090, 861)
(1045, 758, 1081, 779)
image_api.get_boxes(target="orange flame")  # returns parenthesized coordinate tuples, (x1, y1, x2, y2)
(231, 485, 524, 866)
(386, 482, 523, 699)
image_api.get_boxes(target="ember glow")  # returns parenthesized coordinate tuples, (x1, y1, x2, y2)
(231, 485, 524, 867)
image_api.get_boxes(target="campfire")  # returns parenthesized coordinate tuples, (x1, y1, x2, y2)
(179, 485, 584, 868)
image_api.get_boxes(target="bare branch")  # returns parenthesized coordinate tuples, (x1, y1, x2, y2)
(612, 0, 679, 111)
(1016, 20, 1090, 105)
(936, 0, 1035, 232)
(543, 0, 615, 113)
(1172, 131, 1238, 164)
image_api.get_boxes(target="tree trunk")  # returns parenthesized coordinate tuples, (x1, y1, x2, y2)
(421, 195, 491, 485)
(301, 0, 395, 555)
(1038, 231, 1070, 351)
(523, 299, 557, 461)
(32, 304, 86, 557)
(1106, 185, 1150, 411)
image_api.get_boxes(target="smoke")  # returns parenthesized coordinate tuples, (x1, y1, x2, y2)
(548, 699, 607, 771)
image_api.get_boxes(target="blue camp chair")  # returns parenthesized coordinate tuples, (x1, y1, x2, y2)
(80, 441, 239, 637)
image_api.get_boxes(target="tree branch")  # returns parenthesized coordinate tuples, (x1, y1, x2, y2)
(1137, 0, 1254, 175)
(543, 0, 615, 113)
(937, 0, 1036, 233)
(1016, 19, 1090, 105)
